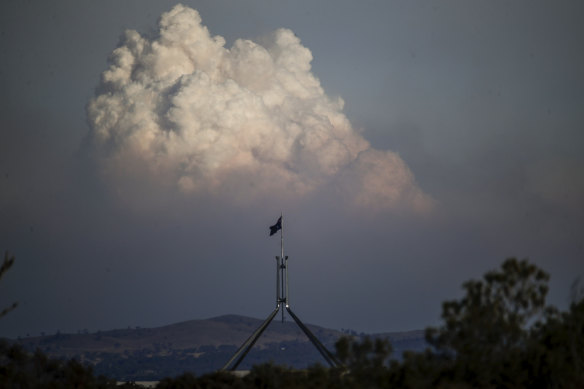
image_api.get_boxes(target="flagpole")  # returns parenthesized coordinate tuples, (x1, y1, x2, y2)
(280, 212, 285, 322)
(222, 213, 343, 371)
(284, 214, 289, 309)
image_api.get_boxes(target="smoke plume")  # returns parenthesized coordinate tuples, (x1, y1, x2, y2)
(87, 4, 432, 212)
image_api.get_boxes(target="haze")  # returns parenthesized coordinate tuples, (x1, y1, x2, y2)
(1, 1, 582, 339)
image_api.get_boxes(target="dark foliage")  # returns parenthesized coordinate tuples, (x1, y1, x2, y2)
(0, 251, 18, 319)
(384, 258, 584, 388)
(0, 340, 119, 388)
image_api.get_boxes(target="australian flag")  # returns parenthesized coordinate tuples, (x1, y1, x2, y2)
(269, 216, 282, 236)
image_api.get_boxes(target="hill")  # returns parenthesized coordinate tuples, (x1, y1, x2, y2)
(13, 314, 426, 381)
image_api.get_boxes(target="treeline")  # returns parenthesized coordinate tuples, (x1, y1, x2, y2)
(1, 258, 583, 388)
(0, 340, 130, 388)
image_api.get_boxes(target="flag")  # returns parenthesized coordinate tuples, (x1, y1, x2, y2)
(269, 216, 282, 236)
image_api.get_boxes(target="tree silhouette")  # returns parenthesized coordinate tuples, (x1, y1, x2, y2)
(526, 295, 584, 386)
(423, 258, 551, 386)
(0, 251, 18, 319)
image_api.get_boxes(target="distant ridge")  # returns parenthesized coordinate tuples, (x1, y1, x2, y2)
(12, 314, 427, 380)
(14, 314, 343, 357)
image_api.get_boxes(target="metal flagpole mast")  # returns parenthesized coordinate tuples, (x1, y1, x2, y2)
(280, 212, 285, 322)
(276, 254, 280, 307)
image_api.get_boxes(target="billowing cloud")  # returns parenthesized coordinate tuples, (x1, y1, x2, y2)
(86, 4, 432, 212)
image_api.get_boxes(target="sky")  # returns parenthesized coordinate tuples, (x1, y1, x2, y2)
(1, 0, 583, 339)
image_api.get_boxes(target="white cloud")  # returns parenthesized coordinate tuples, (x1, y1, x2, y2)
(86, 4, 432, 212)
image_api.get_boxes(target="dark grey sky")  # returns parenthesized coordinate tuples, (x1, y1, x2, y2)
(1, 0, 583, 339)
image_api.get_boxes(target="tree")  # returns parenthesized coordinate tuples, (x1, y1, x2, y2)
(0, 251, 18, 318)
(335, 336, 392, 388)
(335, 336, 392, 372)
(0, 340, 118, 388)
(526, 297, 584, 387)
(424, 258, 551, 386)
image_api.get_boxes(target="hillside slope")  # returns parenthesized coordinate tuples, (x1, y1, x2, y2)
(12, 314, 426, 380)
(16, 314, 342, 357)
